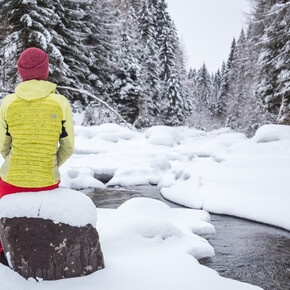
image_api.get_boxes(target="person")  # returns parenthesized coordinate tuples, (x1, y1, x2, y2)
(0, 47, 74, 262)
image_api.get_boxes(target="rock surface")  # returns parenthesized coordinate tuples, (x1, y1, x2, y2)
(0, 217, 104, 280)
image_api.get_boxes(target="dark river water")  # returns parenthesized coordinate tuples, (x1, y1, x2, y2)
(83, 185, 290, 290)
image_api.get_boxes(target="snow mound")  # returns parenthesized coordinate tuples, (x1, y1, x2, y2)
(75, 123, 139, 141)
(100, 197, 215, 261)
(161, 174, 204, 209)
(144, 126, 181, 146)
(61, 167, 105, 189)
(252, 124, 290, 142)
(112, 197, 214, 234)
(0, 188, 97, 227)
(208, 127, 233, 136)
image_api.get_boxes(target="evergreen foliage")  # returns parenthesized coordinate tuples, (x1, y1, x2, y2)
(187, 0, 289, 136)
(0, 0, 289, 133)
(109, 3, 142, 124)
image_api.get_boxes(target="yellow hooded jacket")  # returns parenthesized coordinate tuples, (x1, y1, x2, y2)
(0, 80, 74, 188)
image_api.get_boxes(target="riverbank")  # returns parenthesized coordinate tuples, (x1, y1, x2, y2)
(84, 185, 290, 290)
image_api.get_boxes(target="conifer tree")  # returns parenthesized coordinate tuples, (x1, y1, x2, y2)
(159, 23, 189, 125)
(136, 0, 162, 126)
(109, 3, 142, 124)
(254, 0, 290, 123)
(216, 38, 236, 119)
(0, 0, 93, 105)
(196, 64, 211, 107)
(85, 0, 118, 98)
(0, 0, 61, 89)
(226, 30, 249, 131)
(215, 61, 227, 118)
(210, 70, 222, 117)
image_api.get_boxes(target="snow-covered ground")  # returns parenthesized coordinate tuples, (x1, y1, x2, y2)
(61, 123, 290, 231)
(0, 196, 261, 289)
(1, 123, 289, 289)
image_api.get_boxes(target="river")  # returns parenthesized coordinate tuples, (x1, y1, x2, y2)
(83, 185, 290, 290)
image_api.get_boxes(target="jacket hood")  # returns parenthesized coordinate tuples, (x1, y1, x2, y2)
(15, 80, 57, 100)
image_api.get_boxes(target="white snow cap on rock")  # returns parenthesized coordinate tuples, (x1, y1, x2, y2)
(252, 124, 290, 142)
(0, 188, 97, 227)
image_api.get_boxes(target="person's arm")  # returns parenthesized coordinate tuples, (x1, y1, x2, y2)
(0, 99, 12, 159)
(56, 99, 74, 167)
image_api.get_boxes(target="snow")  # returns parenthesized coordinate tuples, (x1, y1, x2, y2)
(144, 125, 181, 146)
(251, 124, 290, 142)
(20, 14, 33, 27)
(1, 122, 288, 289)
(0, 188, 97, 227)
(0, 197, 261, 290)
(57, 123, 290, 231)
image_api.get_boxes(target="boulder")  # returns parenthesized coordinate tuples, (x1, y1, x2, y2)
(0, 188, 105, 280)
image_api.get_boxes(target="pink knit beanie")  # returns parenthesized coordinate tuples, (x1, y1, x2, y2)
(17, 47, 49, 81)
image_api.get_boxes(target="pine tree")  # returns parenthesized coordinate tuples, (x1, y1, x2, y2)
(188, 68, 198, 96)
(210, 70, 222, 116)
(159, 23, 189, 125)
(52, 0, 93, 104)
(226, 30, 249, 131)
(109, 3, 142, 124)
(215, 61, 227, 118)
(217, 38, 236, 120)
(85, 0, 118, 98)
(254, 0, 290, 123)
(135, 0, 162, 126)
(0, 0, 61, 89)
(148, 0, 171, 39)
(196, 64, 211, 108)
(0, 0, 93, 105)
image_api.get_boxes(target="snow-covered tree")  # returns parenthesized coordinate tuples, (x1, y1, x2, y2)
(216, 39, 236, 119)
(0, 0, 93, 104)
(85, 0, 118, 97)
(0, 0, 61, 89)
(254, 0, 290, 123)
(196, 64, 211, 108)
(210, 70, 222, 116)
(135, 0, 162, 126)
(159, 23, 190, 125)
(109, 3, 142, 124)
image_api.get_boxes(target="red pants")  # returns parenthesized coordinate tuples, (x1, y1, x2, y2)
(0, 178, 59, 253)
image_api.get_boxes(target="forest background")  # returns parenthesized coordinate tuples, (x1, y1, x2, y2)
(0, 0, 289, 136)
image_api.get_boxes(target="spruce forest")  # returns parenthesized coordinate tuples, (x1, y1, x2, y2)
(0, 0, 289, 136)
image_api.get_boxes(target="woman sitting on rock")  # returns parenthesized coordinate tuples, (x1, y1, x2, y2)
(0, 47, 74, 264)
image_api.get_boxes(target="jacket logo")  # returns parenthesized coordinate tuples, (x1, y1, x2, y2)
(50, 115, 57, 119)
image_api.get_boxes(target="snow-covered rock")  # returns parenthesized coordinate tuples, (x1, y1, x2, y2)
(0, 217, 104, 280)
(252, 124, 290, 142)
(0, 188, 104, 280)
(0, 188, 97, 227)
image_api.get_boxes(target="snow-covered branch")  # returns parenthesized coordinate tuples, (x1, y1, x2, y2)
(0, 91, 13, 97)
(0, 87, 131, 129)
(57, 86, 131, 128)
